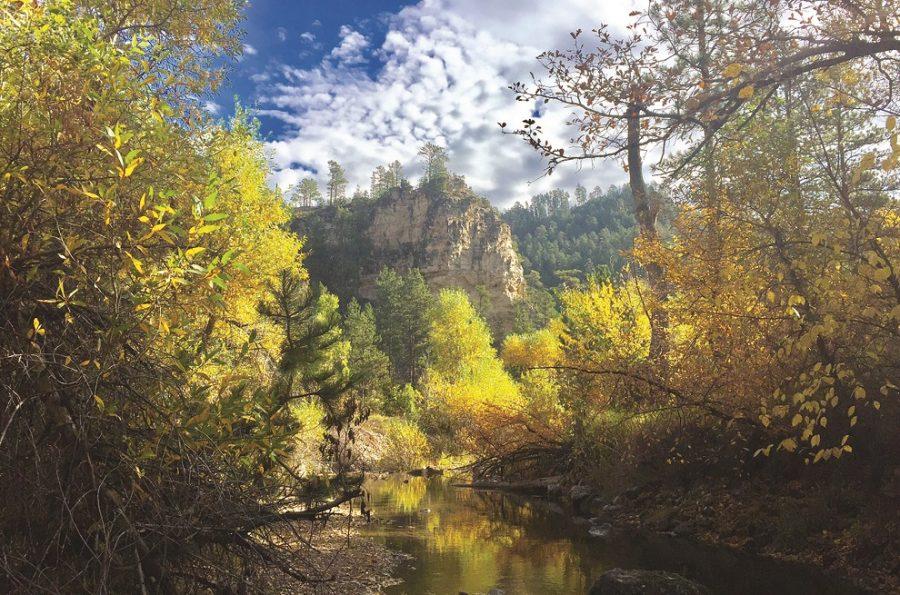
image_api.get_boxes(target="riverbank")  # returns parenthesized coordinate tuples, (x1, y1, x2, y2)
(255, 507, 404, 594)
(572, 474, 899, 594)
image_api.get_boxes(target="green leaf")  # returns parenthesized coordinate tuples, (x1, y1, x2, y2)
(203, 213, 229, 222)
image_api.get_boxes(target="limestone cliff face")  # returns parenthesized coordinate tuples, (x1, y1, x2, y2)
(358, 188, 525, 332)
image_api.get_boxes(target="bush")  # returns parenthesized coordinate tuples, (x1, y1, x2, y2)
(355, 416, 430, 472)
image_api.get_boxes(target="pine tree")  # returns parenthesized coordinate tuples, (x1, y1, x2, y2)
(374, 268, 434, 385)
(418, 143, 448, 192)
(326, 160, 348, 205)
(343, 299, 391, 409)
(574, 184, 587, 205)
(293, 177, 322, 207)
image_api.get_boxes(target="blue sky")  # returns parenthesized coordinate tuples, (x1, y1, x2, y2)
(212, 1, 419, 137)
(209, 0, 638, 208)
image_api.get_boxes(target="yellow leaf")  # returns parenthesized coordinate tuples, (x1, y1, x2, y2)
(780, 438, 798, 453)
(122, 157, 143, 178)
(853, 386, 865, 400)
(125, 251, 144, 274)
(859, 152, 876, 171)
(791, 413, 802, 427)
(788, 294, 806, 306)
(738, 85, 754, 99)
(811, 434, 820, 447)
(194, 224, 219, 236)
(888, 115, 897, 131)
(723, 62, 743, 78)
(872, 267, 891, 281)
(185, 408, 210, 427)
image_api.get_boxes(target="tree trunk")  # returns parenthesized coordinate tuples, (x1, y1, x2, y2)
(626, 101, 669, 377)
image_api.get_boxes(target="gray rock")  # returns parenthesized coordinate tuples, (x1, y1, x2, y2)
(572, 516, 591, 526)
(570, 485, 593, 502)
(589, 568, 709, 595)
(547, 481, 564, 497)
(623, 486, 641, 499)
(590, 495, 608, 508)
(588, 523, 612, 538)
(602, 504, 624, 514)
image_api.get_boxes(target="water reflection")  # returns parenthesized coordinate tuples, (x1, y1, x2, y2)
(362, 475, 866, 595)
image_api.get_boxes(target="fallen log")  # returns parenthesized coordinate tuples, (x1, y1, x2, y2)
(451, 476, 561, 496)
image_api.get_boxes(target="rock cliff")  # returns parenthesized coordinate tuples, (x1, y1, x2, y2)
(293, 186, 525, 335)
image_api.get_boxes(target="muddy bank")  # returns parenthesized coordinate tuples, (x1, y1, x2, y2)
(253, 508, 403, 594)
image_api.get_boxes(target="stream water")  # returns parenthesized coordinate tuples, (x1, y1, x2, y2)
(361, 474, 866, 595)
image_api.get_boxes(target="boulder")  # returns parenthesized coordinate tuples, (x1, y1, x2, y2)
(570, 485, 593, 502)
(589, 568, 709, 595)
(588, 523, 612, 538)
(622, 486, 641, 500)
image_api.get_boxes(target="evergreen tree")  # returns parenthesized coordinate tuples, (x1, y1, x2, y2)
(387, 160, 404, 186)
(343, 299, 391, 409)
(293, 177, 322, 207)
(574, 184, 588, 205)
(374, 268, 434, 385)
(326, 160, 348, 205)
(370, 165, 389, 198)
(418, 143, 449, 191)
(503, 184, 648, 287)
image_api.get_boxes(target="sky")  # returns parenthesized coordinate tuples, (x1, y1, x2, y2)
(211, 0, 639, 208)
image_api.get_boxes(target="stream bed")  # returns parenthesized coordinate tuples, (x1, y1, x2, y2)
(361, 474, 865, 595)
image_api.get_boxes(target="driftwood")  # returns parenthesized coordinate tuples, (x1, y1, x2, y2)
(451, 476, 562, 496)
(408, 466, 443, 477)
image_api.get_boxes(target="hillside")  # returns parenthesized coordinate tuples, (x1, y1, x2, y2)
(503, 184, 672, 288)
(293, 183, 525, 333)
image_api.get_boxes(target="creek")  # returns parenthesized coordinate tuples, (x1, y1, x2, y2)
(361, 474, 865, 594)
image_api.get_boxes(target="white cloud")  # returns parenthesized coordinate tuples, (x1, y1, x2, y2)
(257, 0, 639, 208)
(300, 31, 316, 43)
(242, 43, 258, 56)
(329, 26, 369, 65)
(276, 27, 287, 42)
(203, 101, 222, 115)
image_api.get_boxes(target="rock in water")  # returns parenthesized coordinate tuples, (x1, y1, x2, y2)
(588, 523, 612, 538)
(589, 568, 709, 595)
